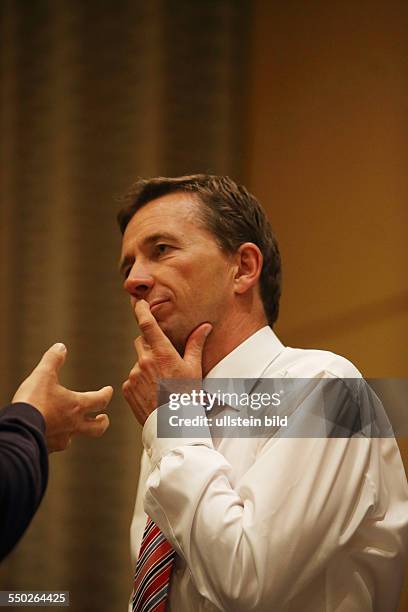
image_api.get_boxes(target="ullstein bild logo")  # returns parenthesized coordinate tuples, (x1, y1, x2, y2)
(167, 412, 288, 428)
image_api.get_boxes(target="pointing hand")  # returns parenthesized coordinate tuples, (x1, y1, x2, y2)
(13, 343, 112, 452)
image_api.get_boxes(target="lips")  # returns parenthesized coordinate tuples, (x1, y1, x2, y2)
(149, 299, 170, 313)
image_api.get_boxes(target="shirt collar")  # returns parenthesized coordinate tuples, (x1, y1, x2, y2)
(205, 325, 285, 380)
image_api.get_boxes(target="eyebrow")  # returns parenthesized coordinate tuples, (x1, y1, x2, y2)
(118, 232, 180, 275)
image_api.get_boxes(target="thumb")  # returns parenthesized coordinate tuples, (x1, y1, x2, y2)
(184, 324, 212, 368)
(37, 343, 67, 374)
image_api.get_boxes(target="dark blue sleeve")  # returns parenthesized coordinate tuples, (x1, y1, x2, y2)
(0, 403, 49, 561)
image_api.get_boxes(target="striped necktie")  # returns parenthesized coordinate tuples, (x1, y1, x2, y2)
(132, 517, 176, 612)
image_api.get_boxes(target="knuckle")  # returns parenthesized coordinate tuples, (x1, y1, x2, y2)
(129, 368, 139, 383)
(138, 355, 152, 370)
(123, 384, 133, 400)
(139, 318, 155, 334)
(71, 402, 81, 417)
(95, 426, 105, 438)
(58, 436, 70, 451)
(36, 365, 53, 381)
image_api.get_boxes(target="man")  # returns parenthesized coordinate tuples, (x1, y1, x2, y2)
(118, 175, 408, 611)
(0, 343, 112, 561)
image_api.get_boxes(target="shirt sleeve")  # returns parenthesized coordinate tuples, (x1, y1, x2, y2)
(141, 415, 400, 610)
(0, 403, 49, 561)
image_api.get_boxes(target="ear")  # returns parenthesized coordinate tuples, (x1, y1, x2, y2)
(233, 242, 263, 295)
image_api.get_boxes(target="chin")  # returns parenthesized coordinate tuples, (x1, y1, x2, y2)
(158, 322, 188, 355)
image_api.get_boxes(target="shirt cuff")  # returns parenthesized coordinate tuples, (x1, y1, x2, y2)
(142, 405, 214, 466)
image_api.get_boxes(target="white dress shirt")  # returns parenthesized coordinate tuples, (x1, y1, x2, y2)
(129, 326, 408, 611)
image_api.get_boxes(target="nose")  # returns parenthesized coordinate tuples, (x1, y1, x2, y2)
(123, 262, 154, 299)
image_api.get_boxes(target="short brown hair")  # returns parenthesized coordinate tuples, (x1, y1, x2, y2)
(117, 175, 282, 326)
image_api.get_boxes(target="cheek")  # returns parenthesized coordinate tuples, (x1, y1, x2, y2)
(191, 262, 233, 301)
(171, 254, 232, 302)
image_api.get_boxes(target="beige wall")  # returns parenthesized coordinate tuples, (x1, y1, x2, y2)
(247, 1, 408, 609)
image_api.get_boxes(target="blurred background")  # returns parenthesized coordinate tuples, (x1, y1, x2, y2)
(0, 1, 407, 610)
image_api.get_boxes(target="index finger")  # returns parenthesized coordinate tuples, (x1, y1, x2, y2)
(76, 386, 113, 412)
(134, 299, 173, 351)
(134, 335, 152, 358)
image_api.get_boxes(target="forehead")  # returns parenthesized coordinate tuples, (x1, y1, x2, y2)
(122, 192, 208, 246)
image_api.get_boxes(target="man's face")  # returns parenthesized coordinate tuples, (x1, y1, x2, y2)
(120, 193, 235, 352)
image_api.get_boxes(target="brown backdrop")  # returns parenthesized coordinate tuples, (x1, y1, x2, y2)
(0, 1, 250, 610)
(247, 2, 408, 609)
(1, 0, 407, 610)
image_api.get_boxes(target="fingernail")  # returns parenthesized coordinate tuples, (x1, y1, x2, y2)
(204, 326, 212, 337)
(54, 342, 66, 353)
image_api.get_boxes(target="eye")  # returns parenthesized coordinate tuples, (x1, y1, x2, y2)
(155, 243, 171, 255)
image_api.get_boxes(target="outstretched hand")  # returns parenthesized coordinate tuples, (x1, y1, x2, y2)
(122, 299, 212, 425)
(12, 343, 112, 452)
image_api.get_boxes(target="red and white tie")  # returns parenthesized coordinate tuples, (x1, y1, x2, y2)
(132, 517, 176, 612)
